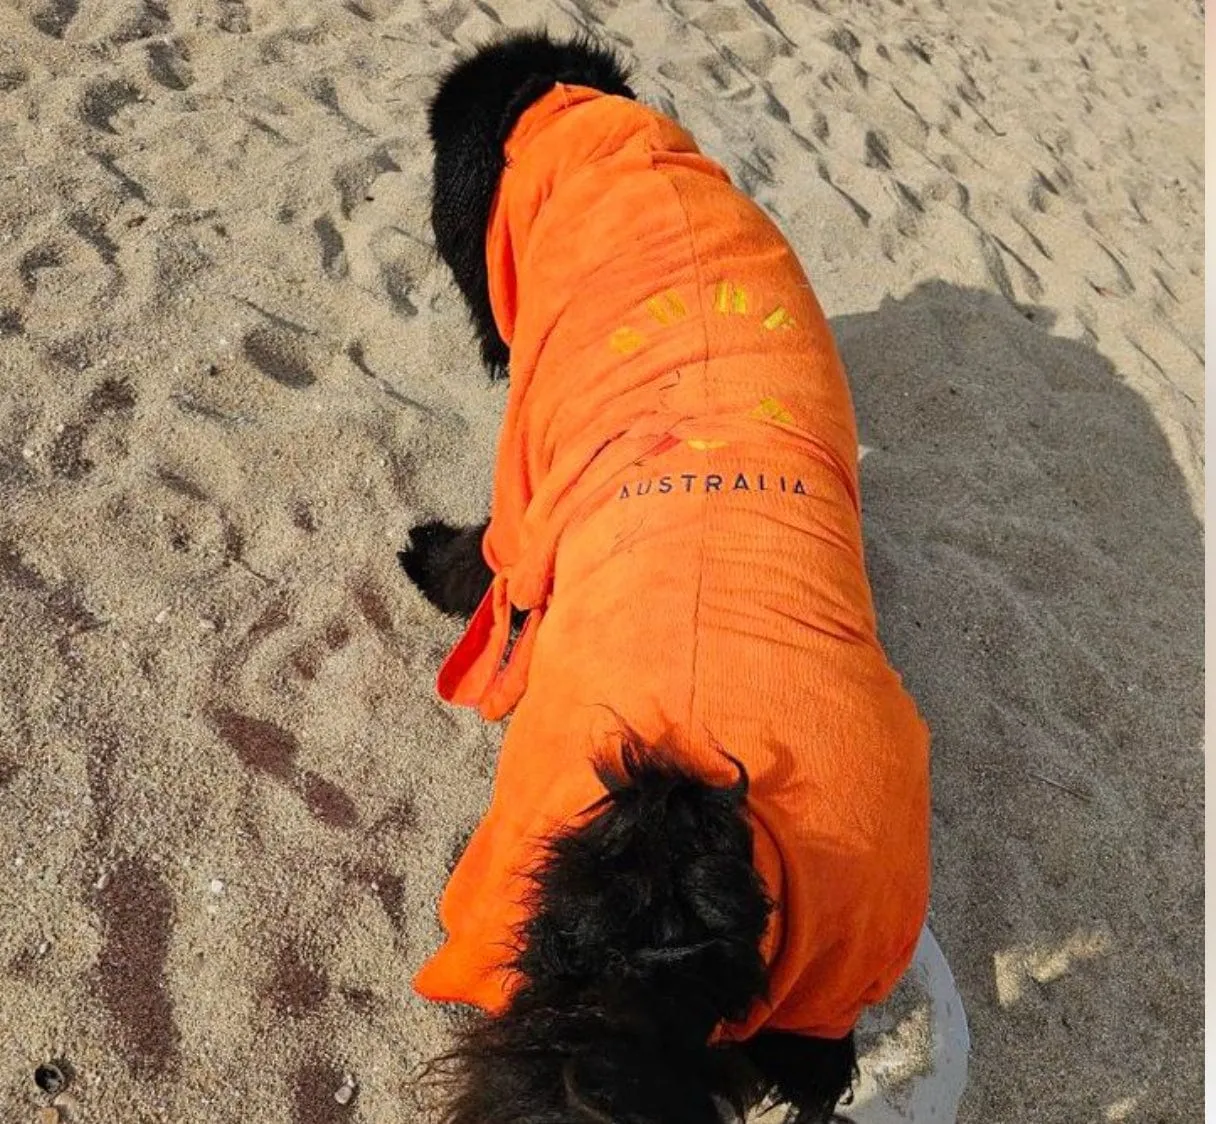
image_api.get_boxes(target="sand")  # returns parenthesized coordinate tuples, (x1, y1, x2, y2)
(0, 0, 1202, 1120)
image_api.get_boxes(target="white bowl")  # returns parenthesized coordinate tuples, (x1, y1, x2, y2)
(848, 927, 971, 1124)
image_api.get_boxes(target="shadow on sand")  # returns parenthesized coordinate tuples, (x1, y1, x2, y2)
(832, 282, 1202, 1122)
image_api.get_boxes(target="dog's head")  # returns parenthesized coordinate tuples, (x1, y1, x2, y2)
(427, 1001, 749, 1124)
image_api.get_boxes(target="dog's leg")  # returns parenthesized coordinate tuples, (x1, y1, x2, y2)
(398, 518, 492, 618)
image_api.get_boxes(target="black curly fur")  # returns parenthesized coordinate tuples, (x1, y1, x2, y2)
(427, 29, 635, 377)
(427, 741, 857, 1124)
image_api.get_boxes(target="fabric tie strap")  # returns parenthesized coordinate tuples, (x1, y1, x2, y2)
(433, 421, 686, 721)
(436, 575, 544, 720)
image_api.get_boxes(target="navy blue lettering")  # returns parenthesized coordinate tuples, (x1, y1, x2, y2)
(618, 469, 809, 500)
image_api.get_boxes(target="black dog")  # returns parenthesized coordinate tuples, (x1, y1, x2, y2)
(401, 31, 858, 1124)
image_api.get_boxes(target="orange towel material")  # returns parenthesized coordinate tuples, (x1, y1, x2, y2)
(413, 85, 930, 1041)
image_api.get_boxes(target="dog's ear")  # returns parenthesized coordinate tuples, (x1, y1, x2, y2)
(427, 31, 635, 376)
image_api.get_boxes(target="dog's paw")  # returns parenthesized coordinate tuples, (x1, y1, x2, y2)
(397, 519, 458, 592)
(400, 519, 458, 559)
(398, 519, 492, 618)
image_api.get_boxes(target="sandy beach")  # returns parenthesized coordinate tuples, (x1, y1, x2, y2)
(0, 0, 1203, 1120)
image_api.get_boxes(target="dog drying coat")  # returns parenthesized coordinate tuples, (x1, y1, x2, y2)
(413, 85, 930, 1040)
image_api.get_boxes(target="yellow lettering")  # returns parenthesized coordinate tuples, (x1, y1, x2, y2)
(750, 397, 795, 425)
(609, 326, 644, 354)
(713, 280, 749, 315)
(762, 306, 795, 331)
(646, 290, 687, 325)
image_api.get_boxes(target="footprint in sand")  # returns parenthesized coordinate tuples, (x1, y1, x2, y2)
(95, 0, 171, 45)
(47, 375, 137, 480)
(293, 1062, 356, 1122)
(208, 709, 360, 829)
(146, 39, 192, 91)
(312, 215, 348, 279)
(19, 244, 65, 293)
(0, 538, 104, 665)
(213, 591, 293, 687)
(825, 25, 872, 88)
(18, 224, 123, 353)
(904, 35, 934, 66)
(291, 500, 319, 533)
(263, 941, 330, 1018)
(91, 151, 150, 203)
(150, 462, 264, 570)
(364, 227, 430, 320)
(0, 65, 28, 91)
(79, 78, 144, 134)
(94, 858, 181, 1079)
(349, 865, 407, 929)
(289, 617, 351, 681)
(215, 0, 249, 33)
(378, 260, 417, 318)
(29, 0, 78, 38)
(817, 160, 872, 227)
(340, 0, 399, 20)
(350, 574, 396, 635)
(66, 209, 120, 266)
(864, 129, 893, 170)
(284, 575, 395, 681)
(47, 421, 94, 479)
(332, 146, 400, 219)
(241, 325, 317, 389)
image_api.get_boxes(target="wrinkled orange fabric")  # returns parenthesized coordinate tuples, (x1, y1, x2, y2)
(413, 85, 930, 1040)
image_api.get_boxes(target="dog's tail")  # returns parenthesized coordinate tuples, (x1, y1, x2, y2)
(524, 739, 772, 1030)
(427, 30, 634, 374)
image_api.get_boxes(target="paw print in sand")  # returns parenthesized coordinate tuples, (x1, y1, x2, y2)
(206, 571, 407, 833)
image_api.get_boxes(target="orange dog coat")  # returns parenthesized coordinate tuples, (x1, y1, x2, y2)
(413, 85, 930, 1040)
